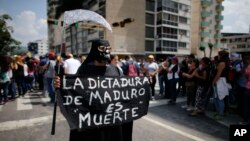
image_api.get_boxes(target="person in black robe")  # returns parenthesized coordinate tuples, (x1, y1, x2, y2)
(55, 39, 133, 141)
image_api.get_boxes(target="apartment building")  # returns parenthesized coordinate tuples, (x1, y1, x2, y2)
(27, 39, 49, 56)
(221, 33, 250, 53)
(47, 0, 192, 59)
(191, 0, 225, 58)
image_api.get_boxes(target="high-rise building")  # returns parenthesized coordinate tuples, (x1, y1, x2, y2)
(191, 0, 224, 58)
(28, 39, 48, 56)
(47, 0, 192, 59)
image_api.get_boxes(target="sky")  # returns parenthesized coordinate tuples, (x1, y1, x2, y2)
(0, 0, 250, 46)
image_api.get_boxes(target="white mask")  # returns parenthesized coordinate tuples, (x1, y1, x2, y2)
(188, 63, 191, 67)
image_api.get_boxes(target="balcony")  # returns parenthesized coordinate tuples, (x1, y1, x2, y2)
(215, 15, 224, 21)
(200, 42, 208, 47)
(215, 24, 223, 30)
(201, 21, 210, 28)
(214, 33, 222, 39)
(216, 4, 224, 12)
(201, 10, 210, 18)
(200, 31, 210, 37)
(214, 42, 221, 48)
(201, 0, 212, 7)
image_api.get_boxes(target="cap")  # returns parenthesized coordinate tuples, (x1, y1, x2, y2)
(48, 51, 55, 58)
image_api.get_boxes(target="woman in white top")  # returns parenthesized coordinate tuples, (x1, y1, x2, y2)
(145, 55, 159, 100)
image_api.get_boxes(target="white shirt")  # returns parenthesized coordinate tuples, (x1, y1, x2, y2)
(23, 64, 28, 76)
(167, 64, 179, 80)
(63, 58, 81, 74)
(145, 62, 158, 74)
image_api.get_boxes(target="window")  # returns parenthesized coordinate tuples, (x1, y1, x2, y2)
(161, 27, 177, 39)
(179, 4, 190, 12)
(179, 29, 187, 36)
(161, 40, 177, 52)
(158, 0, 178, 13)
(160, 13, 178, 26)
(179, 42, 186, 48)
(145, 27, 154, 38)
(146, 0, 155, 11)
(146, 13, 154, 25)
(145, 40, 154, 51)
(179, 16, 188, 24)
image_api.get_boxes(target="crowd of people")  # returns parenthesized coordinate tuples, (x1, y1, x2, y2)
(1, 48, 250, 126)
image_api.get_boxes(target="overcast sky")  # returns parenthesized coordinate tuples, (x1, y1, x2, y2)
(221, 0, 250, 33)
(0, 0, 250, 46)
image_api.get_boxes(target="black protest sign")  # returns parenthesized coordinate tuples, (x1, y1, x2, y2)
(57, 75, 151, 130)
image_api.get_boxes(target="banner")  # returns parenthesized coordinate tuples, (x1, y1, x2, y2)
(57, 75, 151, 130)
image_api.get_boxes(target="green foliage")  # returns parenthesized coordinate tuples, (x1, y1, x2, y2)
(0, 14, 21, 55)
(199, 46, 205, 51)
(208, 42, 213, 49)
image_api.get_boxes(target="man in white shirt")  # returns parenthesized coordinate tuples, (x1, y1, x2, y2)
(64, 53, 81, 74)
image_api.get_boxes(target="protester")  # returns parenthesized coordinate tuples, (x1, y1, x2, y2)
(0, 56, 11, 105)
(189, 57, 211, 116)
(145, 55, 158, 100)
(54, 39, 133, 141)
(121, 55, 140, 76)
(110, 54, 123, 74)
(44, 52, 56, 103)
(63, 53, 81, 74)
(15, 55, 26, 97)
(158, 59, 167, 96)
(166, 56, 179, 105)
(182, 59, 199, 111)
(212, 51, 231, 120)
(240, 54, 250, 124)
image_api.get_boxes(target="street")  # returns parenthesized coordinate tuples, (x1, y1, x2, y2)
(0, 90, 230, 141)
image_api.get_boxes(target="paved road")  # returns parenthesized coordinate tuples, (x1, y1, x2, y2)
(0, 90, 230, 141)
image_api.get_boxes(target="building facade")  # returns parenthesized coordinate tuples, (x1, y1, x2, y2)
(28, 39, 49, 56)
(191, 0, 225, 58)
(47, 0, 192, 59)
(221, 33, 250, 53)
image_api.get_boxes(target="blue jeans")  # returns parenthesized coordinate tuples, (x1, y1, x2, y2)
(9, 79, 16, 99)
(16, 78, 26, 96)
(47, 78, 55, 102)
(214, 97, 225, 116)
(0, 82, 9, 102)
(158, 75, 165, 94)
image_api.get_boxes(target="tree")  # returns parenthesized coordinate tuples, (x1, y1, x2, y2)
(208, 42, 213, 59)
(199, 46, 206, 57)
(0, 14, 21, 55)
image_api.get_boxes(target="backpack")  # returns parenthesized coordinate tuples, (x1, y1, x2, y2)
(0, 72, 8, 83)
(128, 63, 138, 76)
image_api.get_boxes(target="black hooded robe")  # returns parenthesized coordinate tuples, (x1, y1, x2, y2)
(68, 64, 133, 141)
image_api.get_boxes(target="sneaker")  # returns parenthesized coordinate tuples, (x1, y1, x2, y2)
(181, 105, 187, 109)
(151, 96, 155, 101)
(186, 106, 194, 111)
